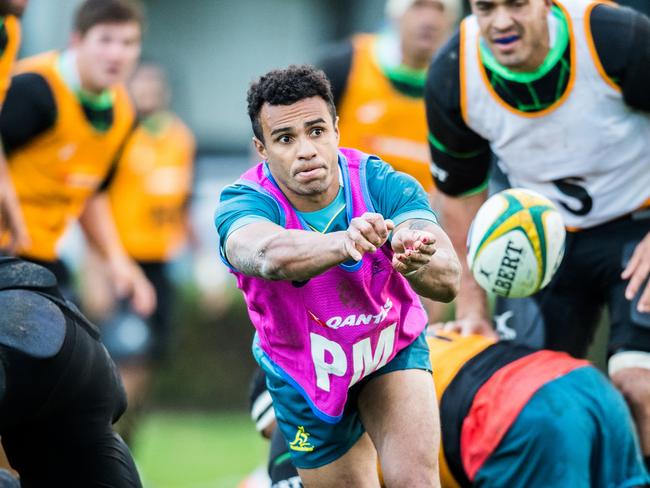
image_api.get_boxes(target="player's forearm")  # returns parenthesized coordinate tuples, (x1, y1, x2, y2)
(405, 247, 460, 302)
(79, 193, 129, 265)
(231, 229, 350, 281)
(438, 191, 491, 320)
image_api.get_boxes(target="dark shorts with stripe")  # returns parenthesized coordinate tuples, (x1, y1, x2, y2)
(261, 330, 431, 469)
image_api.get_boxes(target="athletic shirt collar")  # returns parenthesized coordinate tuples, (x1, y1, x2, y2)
(479, 4, 568, 83)
(57, 49, 114, 109)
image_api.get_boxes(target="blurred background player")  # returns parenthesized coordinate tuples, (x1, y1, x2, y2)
(0, 0, 154, 315)
(0, 257, 142, 487)
(320, 0, 459, 192)
(260, 330, 650, 488)
(320, 0, 459, 323)
(0, 0, 29, 259)
(82, 62, 196, 444)
(425, 0, 650, 470)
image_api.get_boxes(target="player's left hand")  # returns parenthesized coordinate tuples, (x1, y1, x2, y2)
(622, 231, 650, 313)
(108, 256, 157, 317)
(391, 228, 436, 277)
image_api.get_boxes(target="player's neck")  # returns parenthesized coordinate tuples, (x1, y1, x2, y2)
(400, 50, 430, 71)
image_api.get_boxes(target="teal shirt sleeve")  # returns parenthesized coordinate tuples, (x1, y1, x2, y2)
(214, 183, 282, 257)
(366, 158, 439, 228)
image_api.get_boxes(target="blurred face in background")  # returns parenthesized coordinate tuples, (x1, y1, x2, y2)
(253, 96, 341, 211)
(399, 0, 456, 68)
(0, 0, 28, 17)
(72, 21, 142, 93)
(471, 0, 552, 71)
(129, 65, 169, 117)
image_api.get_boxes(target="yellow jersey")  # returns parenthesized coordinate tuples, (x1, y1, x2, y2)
(338, 34, 433, 191)
(109, 113, 195, 262)
(8, 51, 135, 261)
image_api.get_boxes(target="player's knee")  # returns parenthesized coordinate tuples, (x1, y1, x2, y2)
(611, 367, 650, 421)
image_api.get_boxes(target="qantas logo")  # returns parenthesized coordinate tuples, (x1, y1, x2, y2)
(307, 298, 393, 330)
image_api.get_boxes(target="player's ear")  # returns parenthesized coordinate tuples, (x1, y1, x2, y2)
(69, 31, 82, 49)
(253, 137, 267, 160)
(333, 116, 340, 144)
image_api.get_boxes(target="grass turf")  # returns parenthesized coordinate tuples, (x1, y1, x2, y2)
(133, 411, 267, 488)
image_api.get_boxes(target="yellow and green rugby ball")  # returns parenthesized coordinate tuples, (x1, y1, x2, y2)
(467, 188, 566, 298)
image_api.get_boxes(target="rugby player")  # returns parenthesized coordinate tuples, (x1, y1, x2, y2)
(0, 0, 155, 315)
(0, 257, 142, 487)
(319, 0, 459, 192)
(258, 331, 650, 487)
(100, 62, 195, 442)
(425, 0, 650, 468)
(215, 65, 460, 487)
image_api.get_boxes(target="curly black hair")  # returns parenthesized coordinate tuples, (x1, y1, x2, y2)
(247, 65, 337, 142)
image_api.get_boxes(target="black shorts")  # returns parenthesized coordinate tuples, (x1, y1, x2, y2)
(139, 260, 174, 360)
(0, 312, 142, 487)
(534, 210, 650, 357)
(102, 261, 175, 364)
(268, 428, 302, 487)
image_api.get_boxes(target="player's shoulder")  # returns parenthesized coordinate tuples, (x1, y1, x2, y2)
(9, 71, 52, 95)
(365, 156, 420, 186)
(425, 29, 461, 109)
(219, 178, 269, 203)
(364, 156, 427, 205)
(216, 178, 282, 220)
(0, 289, 66, 359)
(589, 2, 649, 48)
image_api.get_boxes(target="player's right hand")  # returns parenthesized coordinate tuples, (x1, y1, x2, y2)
(0, 180, 30, 253)
(342, 212, 394, 261)
(108, 256, 157, 317)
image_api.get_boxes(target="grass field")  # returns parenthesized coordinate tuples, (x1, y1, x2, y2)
(133, 411, 268, 488)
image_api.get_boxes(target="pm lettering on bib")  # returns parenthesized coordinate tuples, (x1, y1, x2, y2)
(310, 323, 397, 392)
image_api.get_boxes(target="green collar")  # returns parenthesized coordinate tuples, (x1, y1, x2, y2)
(479, 4, 568, 83)
(57, 50, 114, 109)
(141, 111, 173, 135)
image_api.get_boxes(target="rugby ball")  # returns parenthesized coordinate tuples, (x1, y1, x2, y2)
(467, 188, 565, 298)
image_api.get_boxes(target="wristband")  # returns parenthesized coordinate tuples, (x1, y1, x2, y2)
(403, 268, 419, 277)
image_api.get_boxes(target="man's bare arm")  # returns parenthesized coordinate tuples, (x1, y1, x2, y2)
(437, 190, 492, 328)
(226, 213, 394, 281)
(391, 218, 460, 302)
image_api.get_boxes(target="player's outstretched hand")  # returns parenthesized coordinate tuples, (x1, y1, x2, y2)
(391, 228, 436, 277)
(622, 231, 650, 313)
(0, 178, 30, 253)
(342, 212, 394, 261)
(108, 256, 157, 317)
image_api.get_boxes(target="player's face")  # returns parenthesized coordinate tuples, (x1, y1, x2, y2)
(0, 0, 28, 16)
(400, 0, 455, 64)
(129, 67, 168, 117)
(254, 96, 340, 211)
(471, 0, 552, 71)
(73, 21, 142, 93)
